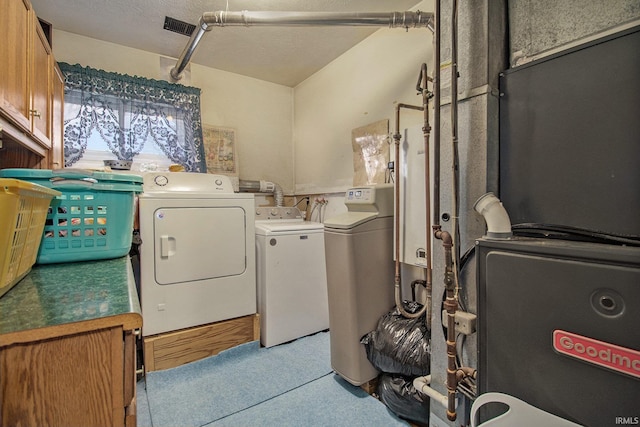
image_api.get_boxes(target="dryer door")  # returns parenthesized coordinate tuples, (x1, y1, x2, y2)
(153, 206, 247, 285)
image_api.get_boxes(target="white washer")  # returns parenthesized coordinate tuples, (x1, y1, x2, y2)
(255, 207, 329, 347)
(138, 172, 256, 337)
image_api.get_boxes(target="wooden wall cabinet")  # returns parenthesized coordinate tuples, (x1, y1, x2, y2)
(30, 11, 53, 149)
(0, 0, 31, 133)
(0, 0, 62, 169)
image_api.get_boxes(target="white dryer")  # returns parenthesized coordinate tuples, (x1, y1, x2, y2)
(138, 172, 256, 337)
(255, 207, 329, 347)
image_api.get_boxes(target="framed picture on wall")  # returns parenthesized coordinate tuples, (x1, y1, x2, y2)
(202, 125, 237, 175)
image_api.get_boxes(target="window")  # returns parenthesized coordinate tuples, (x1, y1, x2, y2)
(59, 62, 206, 172)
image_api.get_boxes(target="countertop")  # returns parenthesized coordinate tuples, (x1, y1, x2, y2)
(0, 256, 142, 346)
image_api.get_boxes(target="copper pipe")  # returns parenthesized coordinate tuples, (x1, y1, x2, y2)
(393, 126, 402, 296)
(432, 0, 441, 227)
(393, 102, 428, 319)
(456, 366, 477, 381)
(416, 63, 434, 329)
(439, 2, 462, 420)
(450, 0, 462, 307)
(434, 226, 457, 421)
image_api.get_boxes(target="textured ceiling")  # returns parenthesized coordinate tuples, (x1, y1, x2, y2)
(31, 0, 423, 87)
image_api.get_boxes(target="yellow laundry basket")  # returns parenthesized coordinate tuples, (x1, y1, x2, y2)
(0, 179, 61, 297)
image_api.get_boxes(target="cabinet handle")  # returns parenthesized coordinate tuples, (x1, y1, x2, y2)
(29, 109, 41, 118)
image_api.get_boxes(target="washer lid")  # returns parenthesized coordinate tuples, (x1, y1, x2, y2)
(255, 221, 324, 235)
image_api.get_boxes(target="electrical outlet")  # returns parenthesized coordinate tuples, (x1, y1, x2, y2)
(441, 310, 477, 335)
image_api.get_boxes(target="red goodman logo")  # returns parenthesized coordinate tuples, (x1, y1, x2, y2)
(553, 330, 640, 379)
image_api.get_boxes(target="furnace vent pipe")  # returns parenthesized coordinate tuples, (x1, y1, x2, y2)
(474, 192, 512, 239)
(239, 179, 284, 207)
(170, 10, 434, 81)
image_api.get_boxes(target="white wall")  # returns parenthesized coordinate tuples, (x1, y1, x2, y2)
(52, 0, 435, 197)
(293, 0, 434, 195)
(52, 30, 295, 194)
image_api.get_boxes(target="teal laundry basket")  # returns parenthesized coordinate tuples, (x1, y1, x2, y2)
(0, 169, 142, 264)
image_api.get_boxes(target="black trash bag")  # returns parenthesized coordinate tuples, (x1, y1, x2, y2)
(378, 373, 430, 426)
(361, 301, 430, 377)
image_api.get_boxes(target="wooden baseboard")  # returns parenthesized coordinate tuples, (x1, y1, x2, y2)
(143, 314, 259, 372)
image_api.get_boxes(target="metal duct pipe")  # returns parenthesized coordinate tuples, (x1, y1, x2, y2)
(171, 10, 435, 81)
(272, 182, 284, 207)
(238, 179, 261, 192)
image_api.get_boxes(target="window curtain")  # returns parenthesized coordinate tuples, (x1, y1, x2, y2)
(59, 62, 206, 172)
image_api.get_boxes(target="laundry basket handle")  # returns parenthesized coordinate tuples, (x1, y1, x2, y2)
(50, 178, 98, 190)
(470, 392, 582, 427)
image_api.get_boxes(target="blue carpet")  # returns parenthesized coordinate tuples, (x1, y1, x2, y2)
(144, 332, 329, 426)
(205, 373, 408, 427)
(137, 380, 152, 427)
(140, 331, 408, 426)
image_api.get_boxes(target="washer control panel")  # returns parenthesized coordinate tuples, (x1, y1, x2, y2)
(255, 207, 303, 220)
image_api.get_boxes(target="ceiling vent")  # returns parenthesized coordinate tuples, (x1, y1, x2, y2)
(163, 16, 196, 37)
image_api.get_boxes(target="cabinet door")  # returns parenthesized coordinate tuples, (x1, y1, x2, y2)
(123, 330, 139, 427)
(50, 62, 65, 168)
(31, 12, 52, 148)
(0, 0, 31, 131)
(0, 327, 126, 427)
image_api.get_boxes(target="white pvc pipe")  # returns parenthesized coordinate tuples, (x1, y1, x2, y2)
(238, 179, 284, 207)
(473, 192, 512, 239)
(413, 376, 450, 409)
(259, 180, 274, 193)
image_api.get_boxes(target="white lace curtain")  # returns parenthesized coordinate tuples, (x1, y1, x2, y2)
(59, 62, 206, 172)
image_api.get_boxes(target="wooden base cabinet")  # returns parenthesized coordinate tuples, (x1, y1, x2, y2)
(0, 326, 139, 427)
(0, 257, 141, 427)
